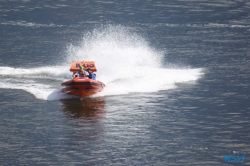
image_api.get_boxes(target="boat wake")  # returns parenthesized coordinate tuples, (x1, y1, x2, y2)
(0, 25, 203, 100)
(0, 66, 72, 100)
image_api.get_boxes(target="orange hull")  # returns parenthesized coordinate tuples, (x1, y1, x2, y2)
(61, 77, 105, 98)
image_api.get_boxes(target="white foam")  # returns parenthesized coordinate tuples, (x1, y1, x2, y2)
(0, 66, 72, 100)
(0, 20, 65, 28)
(0, 66, 70, 79)
(142, 23, 250, 31)
(0, 77, 74, 101)
(0, 79, 52, 99)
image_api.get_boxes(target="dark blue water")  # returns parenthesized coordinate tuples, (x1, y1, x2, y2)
(1, 0, 250, 165)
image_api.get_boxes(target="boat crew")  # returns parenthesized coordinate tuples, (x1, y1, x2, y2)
(74, 65, 89, 78)
(86, 68, 96, 80)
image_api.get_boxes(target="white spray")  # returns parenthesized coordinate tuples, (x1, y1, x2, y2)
(0, 25, 203, 100)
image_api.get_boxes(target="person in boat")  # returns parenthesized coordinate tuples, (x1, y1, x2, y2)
(74, 65, 89, 78)
(86, 68, 96, 80)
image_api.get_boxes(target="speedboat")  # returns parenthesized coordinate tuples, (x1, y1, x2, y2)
(61, 60, 105, 98)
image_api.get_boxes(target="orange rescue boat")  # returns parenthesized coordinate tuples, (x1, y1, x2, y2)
(61, 60, 105, 98)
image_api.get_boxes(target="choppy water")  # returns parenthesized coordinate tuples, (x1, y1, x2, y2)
(0, 0, 250, 165)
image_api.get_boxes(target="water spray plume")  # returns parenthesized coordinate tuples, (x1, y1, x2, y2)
(0, 25, 203, 100)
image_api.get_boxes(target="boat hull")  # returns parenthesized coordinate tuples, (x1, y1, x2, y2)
(61, 77, 105, 98)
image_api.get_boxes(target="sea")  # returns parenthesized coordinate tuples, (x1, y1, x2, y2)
(0, 0, 250, 165)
